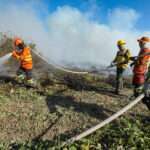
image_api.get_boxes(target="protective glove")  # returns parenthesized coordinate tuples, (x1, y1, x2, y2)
(130, 56, 138, 61)
(130, 62, 135, 67)
(107, 62, 115, 68)
(110, 62, 115, 67)
(12, 51, 20, 60)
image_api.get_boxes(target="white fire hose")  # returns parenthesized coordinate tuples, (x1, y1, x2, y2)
(33, 50, 88, 75)
(62, 94, 144, 146)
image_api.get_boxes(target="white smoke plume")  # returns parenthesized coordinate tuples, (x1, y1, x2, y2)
(0, 1, 150, 69)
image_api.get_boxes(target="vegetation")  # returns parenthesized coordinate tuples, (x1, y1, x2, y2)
(0, 34, 149, 149)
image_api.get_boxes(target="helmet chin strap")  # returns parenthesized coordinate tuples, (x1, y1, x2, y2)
(119, 45, 126, 52)
(16, 46, 23, 52)
(16, 43, 24, 52)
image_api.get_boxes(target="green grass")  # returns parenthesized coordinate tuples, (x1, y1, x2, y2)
(1, 117, 149, 150)
(0, 35, 150, 149)
(0, 74, 149, 149)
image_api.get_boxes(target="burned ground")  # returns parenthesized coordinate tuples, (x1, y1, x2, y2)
(0, 36, 150, 149)
(0, 71, 149, 148)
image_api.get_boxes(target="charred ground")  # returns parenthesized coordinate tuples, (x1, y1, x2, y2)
(0, 35, 150, 149)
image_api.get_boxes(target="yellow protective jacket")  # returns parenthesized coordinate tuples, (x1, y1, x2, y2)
(113, 49, 131, 69)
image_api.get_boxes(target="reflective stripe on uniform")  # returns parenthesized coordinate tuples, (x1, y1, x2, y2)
(23, 58, 32, 61)
(21, 47, 33, 69)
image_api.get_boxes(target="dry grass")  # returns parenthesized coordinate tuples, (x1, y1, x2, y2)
(0, 72, 149, 149)
(0, 35, 149, 149)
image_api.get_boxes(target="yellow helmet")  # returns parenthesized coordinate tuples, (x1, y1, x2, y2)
(117, 40, 126, 46)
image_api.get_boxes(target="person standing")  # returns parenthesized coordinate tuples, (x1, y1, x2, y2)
(132, 37, 150, 110)
(111, 40, 131, 94)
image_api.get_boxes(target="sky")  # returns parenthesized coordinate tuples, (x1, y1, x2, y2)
(0, 0, 150, 68)
(33, 0, 150, 30)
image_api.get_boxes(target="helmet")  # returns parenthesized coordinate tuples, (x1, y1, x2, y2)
(137, 37, 150, 43)
(117, 40, 126, 46)
(14, 37, 23, 46)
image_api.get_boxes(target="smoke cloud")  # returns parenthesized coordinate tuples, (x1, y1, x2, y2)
(0, 1, 150, 69)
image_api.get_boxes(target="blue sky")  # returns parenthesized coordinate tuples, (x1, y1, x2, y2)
(42, 0, 150, 30)
(0, 0, 149, 30)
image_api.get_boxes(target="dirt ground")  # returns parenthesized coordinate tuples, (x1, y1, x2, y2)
(0, 72, 149, 146)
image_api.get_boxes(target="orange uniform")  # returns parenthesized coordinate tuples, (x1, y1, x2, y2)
(12, 47, 33, 70)
(133, 48, 150, 75)
(133, 48, 150, 85)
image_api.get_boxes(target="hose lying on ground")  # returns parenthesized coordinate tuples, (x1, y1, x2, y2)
(33, 50, 88, 75)
(62, 94, 144, 146)
(32, 50, 145, 146)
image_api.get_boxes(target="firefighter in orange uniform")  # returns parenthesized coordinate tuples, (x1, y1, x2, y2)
(132, 36, 150, 110)
(132, 37, 150, 96)
(12, 38, 34, 85)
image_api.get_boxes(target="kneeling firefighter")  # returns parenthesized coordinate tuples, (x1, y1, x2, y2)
(11, 38, 34, 85)
(132, 37, 150, 110)
(111, 40, 131, 94)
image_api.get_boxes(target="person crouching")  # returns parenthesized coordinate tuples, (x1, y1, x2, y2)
(12, 37, 34, 85)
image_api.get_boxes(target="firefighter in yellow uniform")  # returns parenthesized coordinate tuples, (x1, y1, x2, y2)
(111, 40, 131, 94)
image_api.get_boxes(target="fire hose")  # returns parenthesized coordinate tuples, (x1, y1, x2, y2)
(62, 94, 144, 146)
(32, 50, 88, 75)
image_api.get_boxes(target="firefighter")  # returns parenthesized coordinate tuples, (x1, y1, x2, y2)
(11, 37, 34, 85)
(132, 37, 150, 97)
(111, 40, 131, 94)
(132, 36, 150, 110)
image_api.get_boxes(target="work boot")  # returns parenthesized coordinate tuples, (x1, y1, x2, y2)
(16, 74, 25, 83)
(120, 80, 124, 90)
(134, 85, 144, 97)
(115, 89, 120, 95)
(115, 82, 120, 95)
(115, 78, 122, 95)
(26, 79, 36, 87)
(129, 95, 136, 100)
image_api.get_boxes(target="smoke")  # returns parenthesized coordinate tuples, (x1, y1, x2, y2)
(0, 1, 150, 69)
(0, 53, 12, 72)
(0, 53, 12, 65)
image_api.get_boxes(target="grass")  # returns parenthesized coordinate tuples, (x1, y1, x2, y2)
(0, 34, 150, 149)
(0, 73, 149, 149)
